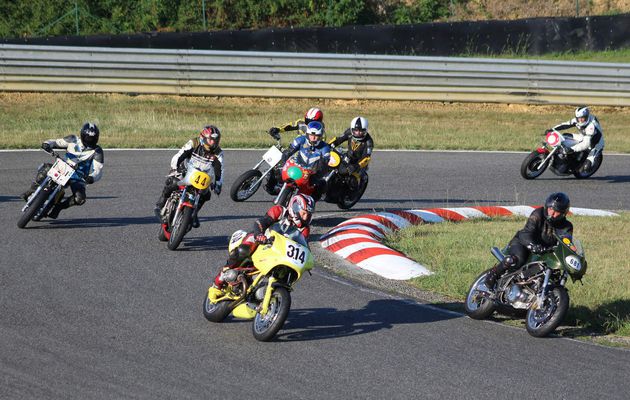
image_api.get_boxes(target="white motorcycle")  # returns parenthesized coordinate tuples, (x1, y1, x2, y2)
(230, 140, 285, 202)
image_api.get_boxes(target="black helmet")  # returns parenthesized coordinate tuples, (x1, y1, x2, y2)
(544, 192, 570, 222)
(80, 122, 100, 148)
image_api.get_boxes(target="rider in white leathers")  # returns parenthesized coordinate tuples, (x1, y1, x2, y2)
(550, 106, 604, 170)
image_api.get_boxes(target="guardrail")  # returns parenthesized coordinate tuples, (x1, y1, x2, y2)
(1, 44, 629, 106)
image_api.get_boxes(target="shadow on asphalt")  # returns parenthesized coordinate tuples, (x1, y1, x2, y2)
(176, 234, 229, 252)
(270, 299, 461, 342)
(533, 175, 630, 183)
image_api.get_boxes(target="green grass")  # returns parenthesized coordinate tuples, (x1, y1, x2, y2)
(385, 213, 630, 337)
(2, 92, 630, 152)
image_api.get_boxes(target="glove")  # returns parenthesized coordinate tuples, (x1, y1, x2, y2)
(255, 234, 268, 244)
(527, 243, 545, 254)
(213, 182, 222, 195)
(268, 127, 281, 141)
(85, 176, 95, 184)
(563, 145, 574, 154)
(41, 142, 53, 153)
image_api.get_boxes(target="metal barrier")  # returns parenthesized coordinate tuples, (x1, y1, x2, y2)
(1, 44, 629, 105)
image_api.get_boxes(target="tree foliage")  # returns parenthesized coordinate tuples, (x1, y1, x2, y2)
(0, 0, 452, 38)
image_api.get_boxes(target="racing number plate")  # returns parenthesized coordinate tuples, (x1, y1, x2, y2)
(47, 158, 74, 185)
(263, 146, 283, 167)
(286, 242, 308, 266)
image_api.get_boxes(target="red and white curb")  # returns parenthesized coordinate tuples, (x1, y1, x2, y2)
(319, 206, 618, 280)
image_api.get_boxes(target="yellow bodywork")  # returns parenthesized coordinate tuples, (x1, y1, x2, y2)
(190, 170, 211, 190)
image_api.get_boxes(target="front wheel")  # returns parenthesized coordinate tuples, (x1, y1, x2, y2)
(573, 153, 603, 179)
(167, 206, 193, 250)
(520, 151, 549, 180)
(202, 295, 232, 323)
(252, 286, 291, 342)
(526, 287, 569, 337)
(337, 174, 368, 210)
(17, 188, 50, 229)
(464, 269, 497, 320)
(230, 170, 263, 202)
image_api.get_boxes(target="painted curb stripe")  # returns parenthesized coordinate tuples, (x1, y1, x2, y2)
(320, 205, 619, 280)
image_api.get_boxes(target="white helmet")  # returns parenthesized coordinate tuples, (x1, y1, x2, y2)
(350, 116, 368, 141)
(305, 121, 324, 146)
(575, 106, 592, 129)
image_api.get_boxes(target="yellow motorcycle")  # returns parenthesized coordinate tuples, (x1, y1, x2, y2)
(203, 223, 314, 341)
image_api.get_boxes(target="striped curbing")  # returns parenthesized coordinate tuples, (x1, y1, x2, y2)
(319, 206, 618, 280)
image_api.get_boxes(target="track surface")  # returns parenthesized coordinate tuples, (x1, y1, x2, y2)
(1, 150, 629, 399)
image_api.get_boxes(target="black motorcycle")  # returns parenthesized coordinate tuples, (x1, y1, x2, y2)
(322, 147, 369, 210)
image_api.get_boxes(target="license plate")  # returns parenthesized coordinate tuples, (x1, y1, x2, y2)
(47, 158, 74, 185)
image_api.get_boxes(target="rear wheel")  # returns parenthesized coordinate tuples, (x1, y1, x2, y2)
(464, 269, 497, 320)
(167, 206, 193, 250)
(252, 286, 291, 342)
(230, 170, 263, 202)
(573, 153, 603, 179)
(526, 287, 569, 337)
(17, 188, 49, 229)
(520, 151, 549, 180)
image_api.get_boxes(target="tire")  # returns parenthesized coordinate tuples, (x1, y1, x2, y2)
(202, 295, 232, 323)
(252, 286, 291, 342)
(525, 287, 569, 337)
(573, 153, 603, 179)
(230, 170, 263, 202)
(337, 175, 368, 210)
(157, 224, 168, 242)
(520, 152, 549, 180)
(464, 269, 497, 320)
(17, 188, 49, 229)
(167, 206, 193, 250)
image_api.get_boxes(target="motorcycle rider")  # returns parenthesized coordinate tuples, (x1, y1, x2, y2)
(267, 107, 324, 140)
(548, 106, 604, 171)
(212, 193, 315, 289)
(265, 120, 331, 198)
(20, 122, 104, 219)
(485, 192, 573, 288)
(154, 125, 224, 228)
(328, 116, 374, 191)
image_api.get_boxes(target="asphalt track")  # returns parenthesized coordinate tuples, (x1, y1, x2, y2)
(1, 149, 629, 399)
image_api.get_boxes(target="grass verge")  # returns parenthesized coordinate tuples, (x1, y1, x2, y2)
(1, 93, 630, 152)
(384, 213, 630, 338)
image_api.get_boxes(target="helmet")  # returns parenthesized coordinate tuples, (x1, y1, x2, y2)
(304, 107, 323, 124)
(200, 125, 221, 151)
(80, 122, 99, 148)
(305, 121, 324, 146)
(350, 116, 368, 141)
(287, 193, 315, 228)
(575, 106, 592, 129)
(544, 192, 570, 222)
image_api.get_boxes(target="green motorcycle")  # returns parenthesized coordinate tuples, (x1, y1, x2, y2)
(465, 233, 587, 337)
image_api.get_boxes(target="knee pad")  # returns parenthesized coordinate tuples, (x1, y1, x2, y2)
(74, 192, 86, 205)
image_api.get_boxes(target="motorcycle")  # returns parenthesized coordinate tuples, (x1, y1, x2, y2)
(230, 139, 285, 202)
(464, 233, 587, 337)
(157, 153, 215, 250)
(521, 129, 603, 179)
(202, 223, 314, 342)
(321, 147, 369, 210)
(17, 149, 88, 228)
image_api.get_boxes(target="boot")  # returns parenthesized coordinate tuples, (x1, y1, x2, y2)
(20, 183, 39, 202)
(48, 197, 73, 219)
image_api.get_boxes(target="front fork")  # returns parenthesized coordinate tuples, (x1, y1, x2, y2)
(534, 269, 553, 309)
(260, 276, 278, 315)
(171, 188, 198, 226)
(536, 147, 558, 171)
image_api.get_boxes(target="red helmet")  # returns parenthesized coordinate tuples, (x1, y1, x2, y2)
(304, 107, 323, 124)
(287, 194, 315, 228)
(200, 125, 220, 151)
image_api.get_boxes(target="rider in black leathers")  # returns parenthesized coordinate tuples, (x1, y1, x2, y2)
(328, 116, 373, 191)
(485, 193, 573, 288)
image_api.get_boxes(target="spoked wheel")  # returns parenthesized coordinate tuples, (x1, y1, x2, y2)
(525, 287, 569, 337)
(252, 286, 291, 342)
(230, 170, 263, 202)
(337, 175, 368, 210)
(464, 269, 497, 320)
(573, 153, 603, 179)
(520, 152, 549, 180)
(17, 188, 49, 229)
(167, 207, 193, 250)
